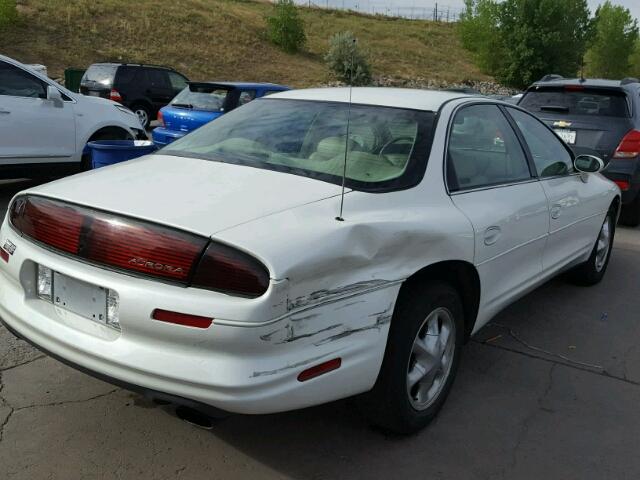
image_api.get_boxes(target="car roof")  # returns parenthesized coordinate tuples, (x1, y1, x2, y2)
(88, 62, 176, 71)
(529, 78, 638, 89)
(267, 87, 473, 111)
(191, 81, 289, 89)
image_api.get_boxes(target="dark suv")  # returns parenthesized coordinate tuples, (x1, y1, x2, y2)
(519, 76, 640, 225)
(80, 63, 189, 128)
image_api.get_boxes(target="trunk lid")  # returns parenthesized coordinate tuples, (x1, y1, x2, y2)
(24, 154, 344, 236)
(162, 106, 222, 132)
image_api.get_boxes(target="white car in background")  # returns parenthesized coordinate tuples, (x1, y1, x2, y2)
(0, 88, 619, 434)
(0, 54, 146, 179)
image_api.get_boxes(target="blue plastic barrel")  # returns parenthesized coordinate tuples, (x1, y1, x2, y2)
(86, 140, 157, 169)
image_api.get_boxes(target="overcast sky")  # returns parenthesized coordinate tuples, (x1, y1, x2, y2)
(304, 0, 639, 21)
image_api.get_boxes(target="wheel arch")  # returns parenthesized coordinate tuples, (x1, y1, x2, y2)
(399, 260, 481, 342)
(86, 126, 133, 142)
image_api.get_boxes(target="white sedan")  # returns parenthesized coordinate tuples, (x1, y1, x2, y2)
(0, 54, 146, 179)
(0, 88, 619, 434)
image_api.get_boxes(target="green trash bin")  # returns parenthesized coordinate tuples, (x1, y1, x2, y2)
(64, 68, 86, 93)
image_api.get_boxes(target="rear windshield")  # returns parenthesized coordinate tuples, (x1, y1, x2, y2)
(519, 87, 629, 117)
(162, 98, 435, 192)
(170, 84, 231, 111)
(81, 64, 118, 86)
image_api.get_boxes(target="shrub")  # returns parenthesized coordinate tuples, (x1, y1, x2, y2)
(325, 31, 372, 86)
(0, 0, 17, 29)
(266, 0, 306, 54)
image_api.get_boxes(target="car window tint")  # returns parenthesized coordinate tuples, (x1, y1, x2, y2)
(0, 61, 47, 99)
(238, 90, 256, 106)
(147, 69, 169, 88)
(168, 72, 188, 90)
(447, 104, 531, 192)
(507, 108, 574, 178)
(115, 66, 137, 85)
(519, 87, 629, 117)
(171, 86, 230, 111)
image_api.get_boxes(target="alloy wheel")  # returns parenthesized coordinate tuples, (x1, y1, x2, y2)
(595, 215, 612, 272)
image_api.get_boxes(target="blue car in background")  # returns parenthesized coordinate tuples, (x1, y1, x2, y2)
(152, 82, 290, 147)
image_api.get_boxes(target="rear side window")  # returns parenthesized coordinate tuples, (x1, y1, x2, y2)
(0, 61, 47, 98)
(520, 87, 629, 117)
(147, 69, 169, 88)
(168, 72, 188, 90)
(447, 104, 531, 192)
(81, 64, 118, 86)
(238, 90, 256, 106)
(507, 108, 574, 178)
(115, 66, 137, 85)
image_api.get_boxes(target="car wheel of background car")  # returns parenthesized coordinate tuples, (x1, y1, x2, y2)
(81, 128, 133, 171)
(358, 281, 464, 435)
(132, 104, 151, 129)
(620, 195, 640, 227)
(568, 207, 616, 286)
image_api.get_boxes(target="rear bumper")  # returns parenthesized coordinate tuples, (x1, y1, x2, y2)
(151, 128, 187, 147)
(0, 221, 396, 415)
(604, 157, 640, 204)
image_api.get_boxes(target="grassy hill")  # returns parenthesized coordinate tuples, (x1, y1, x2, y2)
(0, 0, 488, 87)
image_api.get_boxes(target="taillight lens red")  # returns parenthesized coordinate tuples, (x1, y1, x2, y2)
(614, 180, 630, 191)
(9, 195, 270, 296)
(191, 242, 270, 297)
(157, 110, 164, 127)
(109, 89, 122, 102)
(152, 309, 213, 329)
(614, 130, 640, 159)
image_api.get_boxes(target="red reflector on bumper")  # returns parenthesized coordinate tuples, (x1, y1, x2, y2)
(0, 248, 8, 263)
(614, 180, 630, 191)
(297, 358, 341, 382)
(152, 309, 213, 329)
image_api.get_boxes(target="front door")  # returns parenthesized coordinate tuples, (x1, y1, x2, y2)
(507, 107, 605, 272)
(0, 60, 75, 166)
(446, 104, 549, 321)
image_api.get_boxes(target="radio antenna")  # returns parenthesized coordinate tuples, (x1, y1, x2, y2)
(336, 38, 357, 222)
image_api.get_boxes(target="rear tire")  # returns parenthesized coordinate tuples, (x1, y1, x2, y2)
(620, 194, 640, 227)
(131, 103, 151, 129)
(568, 207, 615, 286)
(358, 281, 464, 435)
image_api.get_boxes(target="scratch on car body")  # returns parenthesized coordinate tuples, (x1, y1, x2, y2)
(287, 279, 393, 311)
(314, 304, 393, 346)
(276, 324, 342, 344)
(251, 353, 333, 378)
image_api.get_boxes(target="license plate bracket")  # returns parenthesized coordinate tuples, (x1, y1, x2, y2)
(554, 128, 576, 145)
(53, 272, 107, 322)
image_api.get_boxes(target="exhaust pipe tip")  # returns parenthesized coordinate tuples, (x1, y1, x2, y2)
(175, 405, 215, 430)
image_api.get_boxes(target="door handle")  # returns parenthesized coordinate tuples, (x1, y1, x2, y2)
(0, 110, 10, 114)
(484, 226, 502, 246)
(550, 204, 562, 219)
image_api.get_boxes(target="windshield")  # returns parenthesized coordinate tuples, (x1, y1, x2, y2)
(81, 64, 118, 86)
(520, 87, 629, 117)
(162, 98, 435, 192)
(170, 84, 231, 111)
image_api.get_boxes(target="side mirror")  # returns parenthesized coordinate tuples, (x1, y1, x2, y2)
(574, 154, 604, 173)
(46, 85, 63, 107)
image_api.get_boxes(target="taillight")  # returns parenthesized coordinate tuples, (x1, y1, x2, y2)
(109, 89, 122, 102)
(614, 180, 630, 191)
(191, 242, 270, 297)
(10, 196, 207, 283)
(614, 130, 640, 159)
(157, 110, 164, 127)
(9, 195, 271, 296)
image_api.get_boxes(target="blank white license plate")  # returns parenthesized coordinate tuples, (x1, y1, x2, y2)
(53, 272, 107, 322)
(88, 91, 101, 97)
(554, 129, 576, 145)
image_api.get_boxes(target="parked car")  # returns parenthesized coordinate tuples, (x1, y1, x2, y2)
(0, 54, 146, 179)
(518, 76, 640, 225)
(79, 63, 189, 128)
(151, 82, 289, 147)
(0, 88, 619, 434)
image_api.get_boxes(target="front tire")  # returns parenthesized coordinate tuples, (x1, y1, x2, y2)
(568, 208, 615, 285)
(359, 281, 464, 434)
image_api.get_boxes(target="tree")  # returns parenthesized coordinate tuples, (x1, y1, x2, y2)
(585, 1, 639, 79)
(266, 0, 306, 54)
(458, 0, 591, 88)
(325, 31, 372, 86)
(631, 39, 640, 78)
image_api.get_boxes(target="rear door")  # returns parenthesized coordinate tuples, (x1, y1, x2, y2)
(506, 107, 606, 272)
(145, 68, 175, 110)
(0, 60, 75, 165)
(447, 103, 549, 317)
(518, 86, 633, 163)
